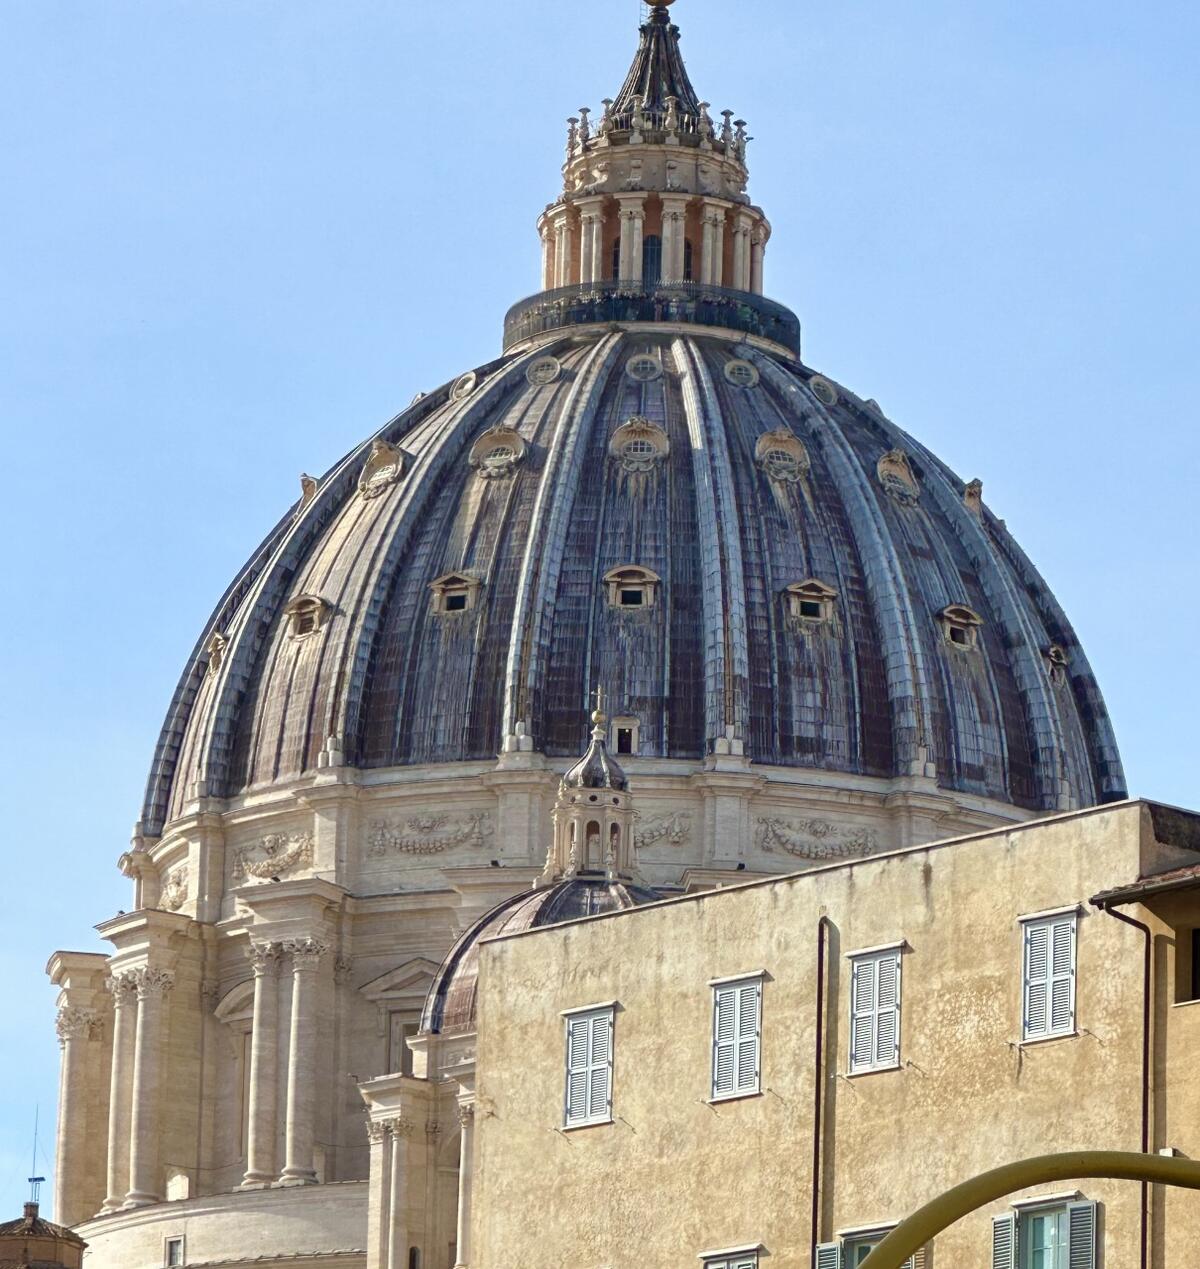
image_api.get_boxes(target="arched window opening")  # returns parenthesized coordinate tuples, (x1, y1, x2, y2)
(408, 1250, 420, 1269)
(643, 235, 663, 285)
(684, 238, 694, 281)
(586, 821, 601, 869)
(611, 239, 621, 280)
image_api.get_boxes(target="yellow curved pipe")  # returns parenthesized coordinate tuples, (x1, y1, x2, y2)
(858, 1150, 1200, 1269)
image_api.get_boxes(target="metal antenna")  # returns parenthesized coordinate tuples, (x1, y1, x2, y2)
(28, 1105, 45, 1205)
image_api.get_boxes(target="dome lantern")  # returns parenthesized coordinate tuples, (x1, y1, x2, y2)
(543, 688, 637, 886)
(505, 1, 799, 357)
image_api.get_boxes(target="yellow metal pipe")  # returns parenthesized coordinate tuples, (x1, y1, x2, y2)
(858, 1150, 1200, 1269)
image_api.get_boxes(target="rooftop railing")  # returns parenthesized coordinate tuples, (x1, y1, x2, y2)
(502, 280, 802, 357)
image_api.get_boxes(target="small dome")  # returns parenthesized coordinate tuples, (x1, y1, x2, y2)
(562, 707, 629, 791)
(421, 877, 659, 1036)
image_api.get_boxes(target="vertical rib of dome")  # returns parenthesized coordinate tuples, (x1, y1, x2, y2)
(611, 4, 704, 120)
(332, 352, 548, 765)
(675, 337, 751, 749)
(501, 332, 625, 742)
(761, 358, 938, 777)
(890, 427, 1081, 809)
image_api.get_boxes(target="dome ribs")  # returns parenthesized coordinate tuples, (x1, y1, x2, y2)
(333, 354, 543, 771)
(501, 333, 625, 747)
(881, 419, 1096, 812)
(674, 337, 751, 752)
(758, 359, 938, 782)
(145, 329, 1125, 835)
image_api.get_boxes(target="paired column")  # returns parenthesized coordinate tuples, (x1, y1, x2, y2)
(617, 196, 646, 282)
(732, 213, 754, 291)
(102, 974, 139, 1211)
(55, 1006, 101, 1224)
(661, 197, 689, 282)
(701, 202, 727, 286)
(240, 941, 281, 1188)
(539, 225, 553, 291)
(279, 937, 328, 1185)
(453, 1102, 476, 1269)
(365, 1117, 413, 1269)
(125, 967, 175, 1206)
(575, 197, 605, 286)
(750, 229, 766, 295)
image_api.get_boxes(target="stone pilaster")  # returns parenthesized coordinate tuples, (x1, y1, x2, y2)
(279, 938, 329, 1185)
(453, 1101, 475, 1269)
(102, 973, 138, 1213)
(54, 1006, 101, 1225)
(125, 966, 175, 1206)
(239, 941, 281, 1188)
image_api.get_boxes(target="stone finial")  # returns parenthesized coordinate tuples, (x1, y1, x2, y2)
(299, 473, 318, 508)
(578, 106, 591, 144)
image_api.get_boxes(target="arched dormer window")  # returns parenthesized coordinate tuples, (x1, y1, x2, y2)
(609, 416, 669, 472)
(878, 449, 921, 505)
(284, 595, 331, 640)
(785, 579, 837, 625)
(939, 604, 983, 650)
(430, 572, 483, 616)
(604, 565, 661, 610)
(755, 428, 810, 483)
(468, 426, 527, 480)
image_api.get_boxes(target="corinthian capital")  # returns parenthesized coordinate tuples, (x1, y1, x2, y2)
(365, 1119, 392, 1145)
(132, 966, 176, 1000)
(56, 1006, 101, 1044)
(456, 1102, 475, 1129)
(106, 972, 140, 1007)
(283, 937, 329, 970)
(246, 941, 281, 976)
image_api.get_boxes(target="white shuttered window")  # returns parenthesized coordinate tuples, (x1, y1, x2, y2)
(711, 977, 762, 1099)
(1022, 913, 1077, 1041)
(849, 947, 902, 1073)
(563, 1007, 613, 1128)
(703, 1258, 758, 1269)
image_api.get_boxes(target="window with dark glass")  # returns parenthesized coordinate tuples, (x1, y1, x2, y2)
(642, 234, 662, 285)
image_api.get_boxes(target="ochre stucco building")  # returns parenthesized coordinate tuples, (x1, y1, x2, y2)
(45, 4, 1194, 1269)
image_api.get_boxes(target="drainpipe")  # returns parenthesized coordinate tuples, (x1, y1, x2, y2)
(1093, 898, 1151, 1269)
(811, 916, 830, 1269)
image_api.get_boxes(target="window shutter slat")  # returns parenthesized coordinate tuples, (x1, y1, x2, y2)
(992, 1213, 1016, 1269)
(815, 1243, 842, 1269)
(908, 1249, 926, 1269)
(1068, 1199, 1098, 1269)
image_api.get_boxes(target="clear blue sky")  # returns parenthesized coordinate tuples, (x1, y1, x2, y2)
(1, 0, 1196, 1217)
